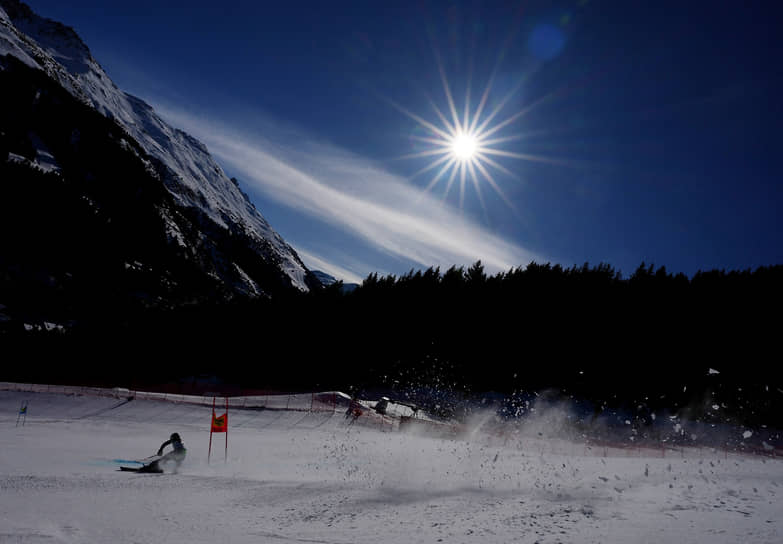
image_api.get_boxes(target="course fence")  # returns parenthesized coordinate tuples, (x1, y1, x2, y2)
(0, 382, 402, 432)
(0, 382, 344, 413)
(2, 382, 780, 458)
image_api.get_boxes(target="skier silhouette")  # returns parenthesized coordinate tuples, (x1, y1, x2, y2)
(132, 433, 187, 473)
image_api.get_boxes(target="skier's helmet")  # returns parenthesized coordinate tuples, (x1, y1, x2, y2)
(170, 433, 181, 441)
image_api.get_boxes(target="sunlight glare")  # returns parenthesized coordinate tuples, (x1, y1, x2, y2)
(451, 132, 478, 161)
(385, 39, 575, 213)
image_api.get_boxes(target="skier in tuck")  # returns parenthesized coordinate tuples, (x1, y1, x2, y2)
(155, 432, 187, 471)
(138, 433, 187, 473)
(120, 432, 187, 473)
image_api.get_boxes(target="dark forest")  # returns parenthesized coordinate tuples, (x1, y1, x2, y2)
(4, 259, 781, 427)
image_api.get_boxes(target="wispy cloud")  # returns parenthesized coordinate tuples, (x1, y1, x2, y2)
(155, 104, 543, 277)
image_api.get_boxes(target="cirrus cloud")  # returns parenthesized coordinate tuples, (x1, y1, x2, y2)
(154, 104, 543, 281)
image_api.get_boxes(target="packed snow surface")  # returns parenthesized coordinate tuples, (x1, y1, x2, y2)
(1, 390, 781, 544)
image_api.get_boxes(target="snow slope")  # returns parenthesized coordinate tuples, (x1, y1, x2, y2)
(1, 390, 781, 543)
(0, 0, 310, 292)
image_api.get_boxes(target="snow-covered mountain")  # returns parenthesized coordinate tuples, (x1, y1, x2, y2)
(0, 0, 316, 296)
(310, 270, 359, 292)
(310, 270, 340, 287)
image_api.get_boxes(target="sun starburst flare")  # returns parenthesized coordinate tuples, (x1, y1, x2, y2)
(385, 49, 579, 215)
(451, 132, 478, 161)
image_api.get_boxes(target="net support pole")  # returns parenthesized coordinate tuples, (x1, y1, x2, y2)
(15, 401, 24, 427)
(208, 396, 215, 464)
(224, 396, 228, 463)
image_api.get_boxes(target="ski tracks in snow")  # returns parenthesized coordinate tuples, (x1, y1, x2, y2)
(1, 391, 781, 543)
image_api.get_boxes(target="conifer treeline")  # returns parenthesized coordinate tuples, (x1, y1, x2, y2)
(289, 260, 780, 423)
(7, 259, 782, 379)
(303, 260, 780, 396)
(4, 251, 781, 424)
(351, 259, 779, 299)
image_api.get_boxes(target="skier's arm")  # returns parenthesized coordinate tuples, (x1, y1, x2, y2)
(157, 439, 172, 456)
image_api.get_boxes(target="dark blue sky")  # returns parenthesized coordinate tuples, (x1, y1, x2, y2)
(25, 0, 783, 282)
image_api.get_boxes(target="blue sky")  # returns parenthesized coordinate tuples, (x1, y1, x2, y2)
(25, 0, 783, 283)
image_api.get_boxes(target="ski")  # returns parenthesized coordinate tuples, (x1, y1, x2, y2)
(118, 465, 163, 473)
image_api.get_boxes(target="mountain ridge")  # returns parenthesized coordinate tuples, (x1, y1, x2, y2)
(310, 270, 359, 293)
(0, 0, 318, 295)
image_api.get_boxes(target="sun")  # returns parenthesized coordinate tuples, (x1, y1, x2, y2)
(385, 45, 573, 212)
(451, 132, 478, 161)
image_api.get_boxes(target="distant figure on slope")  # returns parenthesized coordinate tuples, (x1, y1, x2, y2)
(345, 394, 362, 421)
(374, 396, 389, 416)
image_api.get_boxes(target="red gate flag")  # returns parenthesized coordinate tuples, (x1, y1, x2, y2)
(208, 396, 228, 464)
(211, 411, 228, 432)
